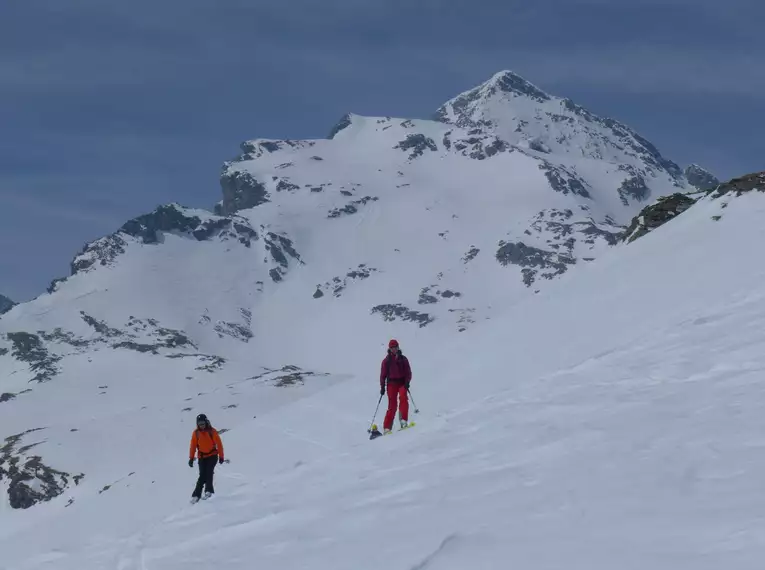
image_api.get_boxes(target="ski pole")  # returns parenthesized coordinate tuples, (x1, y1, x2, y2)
(408, 388, 420, 413)
(367, 393, 383, 432)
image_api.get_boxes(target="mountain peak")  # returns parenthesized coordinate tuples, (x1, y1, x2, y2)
(434, 70, 551, 125)
(0, 294, 14, 315)
(434, 69, 684, 183)
(480, 70, 552, 102)
(684, 164, 720, 190)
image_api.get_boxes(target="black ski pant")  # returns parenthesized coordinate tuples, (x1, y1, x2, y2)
(192, 455, 218, 498)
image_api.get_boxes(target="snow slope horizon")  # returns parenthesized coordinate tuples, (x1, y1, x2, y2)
(1, 167, 764, 568)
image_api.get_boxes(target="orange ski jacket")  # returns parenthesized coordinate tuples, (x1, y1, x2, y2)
(189, 427, 224, 461)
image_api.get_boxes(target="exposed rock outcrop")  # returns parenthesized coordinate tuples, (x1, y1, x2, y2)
(621, 193, 698, 244)
(709, 171, 765, 198)
(0, 294, 15, 315)
(0, 428, 84, 509)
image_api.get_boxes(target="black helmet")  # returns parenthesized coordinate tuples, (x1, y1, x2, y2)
(196, 413, 208, 425)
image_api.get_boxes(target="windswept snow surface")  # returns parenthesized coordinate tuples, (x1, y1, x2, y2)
(2, 180, 765, 568)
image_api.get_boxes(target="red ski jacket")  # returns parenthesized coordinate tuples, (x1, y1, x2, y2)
(380, 352, 412, 388)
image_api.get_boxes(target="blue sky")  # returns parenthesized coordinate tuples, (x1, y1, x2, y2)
(1, 0, 762, 301)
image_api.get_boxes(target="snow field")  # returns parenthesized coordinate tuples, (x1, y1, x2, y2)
(1, 181, 764, 569)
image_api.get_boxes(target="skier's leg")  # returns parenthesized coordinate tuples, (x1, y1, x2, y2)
(200, 457, 214, 495)
(192, 459, 205, 498)
(383, 384, 397, 431)
(398, 384, 409, 422)
(206, 456, 217, 494)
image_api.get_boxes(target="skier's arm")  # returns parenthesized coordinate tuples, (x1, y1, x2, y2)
(189, 432, 197, 460)
(214, 431, 224, 461)
(405, 357, 412, 384)
(380, 359, 386, 389)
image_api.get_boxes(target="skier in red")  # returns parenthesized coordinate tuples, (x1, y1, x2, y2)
(380, 339, 412, 433)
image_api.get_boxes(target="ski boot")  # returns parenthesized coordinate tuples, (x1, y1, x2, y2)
(369, 423, 383, 440)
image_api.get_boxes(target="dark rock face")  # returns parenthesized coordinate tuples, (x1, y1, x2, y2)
(685, 164, 719, 190)
(6, 332, 62, 383)
(709, 171, 765, 198)
(220, 170, 270, 214)
(166, 353, 226, 372)
(119, 204, 256, 247)
(276, 178, 300, 193)
(264, 232, 303, 282)
(495, 241, 575, 286)
(121, 205, 202, 244)
(248, 365, 330, 387)
(328, 113, 353, 139)
(394, 134, 438, 160)
(328, 196, 379, 219)
(0, 428, 84, 510)
(540, 162, 592, 198)
(462, 247, 480, 263)
(81, 312, 123, 338)
(314, 265, 378, 298)
(444, 131, 512, 161)
(0, 294, 15, 315)
(123, 316, 198, 349)
(490, 71, 552, 102)
(508, 208, 621, 285)
(213, 310, 253, 343)
(621, 193, 698, 244)
(621, 171, 764, 245)
(371, 304, 434, 327)
(418, 286, 462, 305)
(618, 175, 651, 206)
(70, 234, 128, 276)
(213, 322, 253, 342)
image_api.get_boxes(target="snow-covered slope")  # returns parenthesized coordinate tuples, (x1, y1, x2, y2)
(1, 69, 748, 566)
(0, 70, 720, 516)
(2, 170, 764, 568)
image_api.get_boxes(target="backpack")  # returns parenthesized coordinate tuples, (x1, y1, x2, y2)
(382, 351, 408, 382)
(194, 427, 219, 457)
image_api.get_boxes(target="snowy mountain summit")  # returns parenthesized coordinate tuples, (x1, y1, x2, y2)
(435, 71, 683, 181)
(0, 70, 722, 520)
(214, 69, 708, 303)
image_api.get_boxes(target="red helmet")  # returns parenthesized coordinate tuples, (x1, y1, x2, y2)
(388, 339, 399, 348)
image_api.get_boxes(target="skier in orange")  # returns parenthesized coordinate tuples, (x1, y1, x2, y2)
(188, 413, 225, 503)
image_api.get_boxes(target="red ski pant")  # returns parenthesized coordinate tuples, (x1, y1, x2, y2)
(383, 381, 409, 430)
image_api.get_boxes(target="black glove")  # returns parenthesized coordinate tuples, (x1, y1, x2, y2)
(218, 456, 224, 465)
(405, 382, 410, 390)
(188, 458, 194, 468)
(380, 386, 385, 396)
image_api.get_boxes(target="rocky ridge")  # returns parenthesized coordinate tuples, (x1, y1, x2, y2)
(623, 170, 764, 244)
